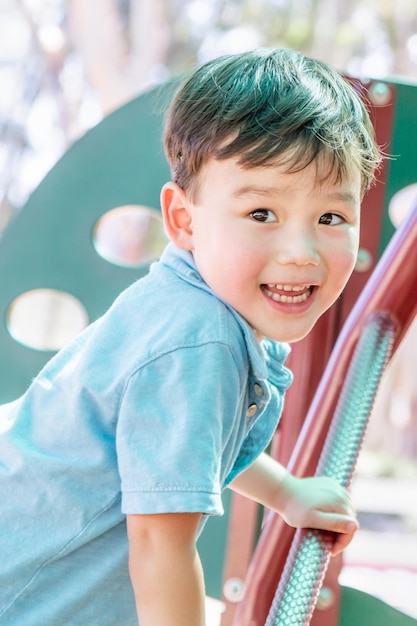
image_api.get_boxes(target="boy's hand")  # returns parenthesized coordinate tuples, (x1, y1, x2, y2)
(277, 473, 359, 555)
(229, 454, 358, 557)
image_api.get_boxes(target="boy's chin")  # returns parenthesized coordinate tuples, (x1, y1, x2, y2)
(262, 325, 318, 344)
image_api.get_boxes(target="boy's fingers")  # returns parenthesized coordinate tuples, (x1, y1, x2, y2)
(334, 518, 359, 534)
(330, 530, 356, 556)
(309, 514, 359, 556)
(309, 513, 359, 535)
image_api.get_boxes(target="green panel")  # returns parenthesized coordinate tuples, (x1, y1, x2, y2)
(0, 81, 176, 402)
(340, 586, 417, 626)
(379, 78, 417, 255)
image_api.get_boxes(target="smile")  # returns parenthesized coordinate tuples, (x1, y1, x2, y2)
(262, 283, 313, 304)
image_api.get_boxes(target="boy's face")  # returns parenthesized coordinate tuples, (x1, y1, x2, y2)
(165, 156, 361, 343)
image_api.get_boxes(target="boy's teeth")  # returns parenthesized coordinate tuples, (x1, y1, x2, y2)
(264, 284, 312, 303)
(267, 283, 309, 292)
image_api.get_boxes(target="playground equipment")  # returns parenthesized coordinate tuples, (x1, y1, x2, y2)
(0, 73, 416, 626)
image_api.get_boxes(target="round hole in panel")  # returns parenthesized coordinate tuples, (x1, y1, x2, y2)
(389, 183, 417, 228)
(93, 205, 168, 268)
(6, 288, 89, 352)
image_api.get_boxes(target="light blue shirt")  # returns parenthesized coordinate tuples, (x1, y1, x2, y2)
(0, 244, 292, 625)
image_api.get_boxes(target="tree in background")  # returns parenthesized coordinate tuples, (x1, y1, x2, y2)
(1, 0, 417, 228)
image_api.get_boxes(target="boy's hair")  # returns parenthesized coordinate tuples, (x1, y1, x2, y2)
(163, 48, 382, 199)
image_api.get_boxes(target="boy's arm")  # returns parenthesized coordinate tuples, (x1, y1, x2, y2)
(127, 512, 205, 626)
(229, 452, 358, 556)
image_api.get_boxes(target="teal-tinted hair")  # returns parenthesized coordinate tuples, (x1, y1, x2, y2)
(164, 48, 382, 198)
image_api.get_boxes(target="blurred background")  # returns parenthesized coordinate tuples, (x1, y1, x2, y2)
(1, 0, 416, 622)
(2, 0, 417, 232)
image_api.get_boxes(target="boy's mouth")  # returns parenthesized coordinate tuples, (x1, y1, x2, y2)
(261, 283, 313, 304)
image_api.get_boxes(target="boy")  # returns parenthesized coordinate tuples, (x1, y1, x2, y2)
(0, 48, 381, 625)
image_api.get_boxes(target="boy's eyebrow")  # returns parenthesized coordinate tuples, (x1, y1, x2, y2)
(232, 185, 359, 205)
(322, 191, 360, 206)
(232, 184, 285, 199)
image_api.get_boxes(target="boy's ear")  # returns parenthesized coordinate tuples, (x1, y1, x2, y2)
(160, 182, 194, 250)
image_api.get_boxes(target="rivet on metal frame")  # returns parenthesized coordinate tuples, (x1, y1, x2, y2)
(223, 577, 246, 603)
(369, 82, 391, 106)
(316, 586, 335, 610)
(355, 248, 374, 273)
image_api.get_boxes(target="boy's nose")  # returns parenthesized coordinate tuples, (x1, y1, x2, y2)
(274, 230, 320, 266)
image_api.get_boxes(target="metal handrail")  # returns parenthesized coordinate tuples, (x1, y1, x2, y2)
(266, 313, 395, 625)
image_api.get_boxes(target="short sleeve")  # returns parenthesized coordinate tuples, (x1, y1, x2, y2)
(116, 341, 244, 517)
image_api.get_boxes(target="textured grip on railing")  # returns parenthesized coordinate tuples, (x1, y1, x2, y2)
(266, 313, 396, 626)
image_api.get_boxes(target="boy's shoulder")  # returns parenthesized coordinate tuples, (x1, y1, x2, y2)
(29, 247, 255, 409)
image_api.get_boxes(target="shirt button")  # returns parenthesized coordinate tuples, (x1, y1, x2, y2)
(246, 403, 258, 418)
(254, 383, 264, 398)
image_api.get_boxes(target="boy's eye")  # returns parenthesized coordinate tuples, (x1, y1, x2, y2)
(249, 209, 276, 223)
(319, 213, 345, 226)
